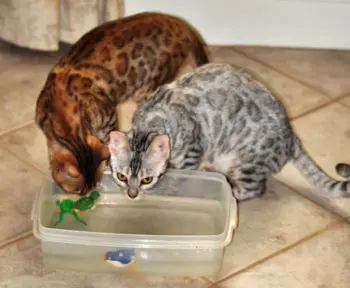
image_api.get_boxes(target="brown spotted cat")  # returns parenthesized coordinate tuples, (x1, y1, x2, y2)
(35, 12, 209, 195)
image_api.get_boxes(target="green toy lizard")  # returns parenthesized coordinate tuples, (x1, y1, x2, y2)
(54, 191, 100, 226)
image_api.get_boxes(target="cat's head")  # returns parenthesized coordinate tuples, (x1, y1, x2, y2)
(48, 133, 110, 195)
(108, 131, 171, 200)
(35, 72, 110, 195)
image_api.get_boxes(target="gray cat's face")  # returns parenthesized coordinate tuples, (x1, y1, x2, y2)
(108, 131, 170, 200)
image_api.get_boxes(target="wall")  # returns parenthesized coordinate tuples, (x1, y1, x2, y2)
(124, 0, 350, 49)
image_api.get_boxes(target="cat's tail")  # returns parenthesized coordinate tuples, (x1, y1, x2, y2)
(292, 137, 350, 198)
(187, 23, 210, 66)
(193, 37, 210, 66)
(335, 163, 350, 178)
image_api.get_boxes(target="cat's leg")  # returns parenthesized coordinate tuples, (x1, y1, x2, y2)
(227, 165, 268, 202)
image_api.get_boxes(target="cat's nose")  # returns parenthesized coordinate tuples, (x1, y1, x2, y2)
(127, 190, 138, 199)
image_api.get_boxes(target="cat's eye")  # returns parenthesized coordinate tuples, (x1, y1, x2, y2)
(141, 177, 153, 185)
(116, 173, 128, 182)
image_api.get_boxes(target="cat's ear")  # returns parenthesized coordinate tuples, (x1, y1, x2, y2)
(146, 134, 171, 162)
(108, 131, 130, 155)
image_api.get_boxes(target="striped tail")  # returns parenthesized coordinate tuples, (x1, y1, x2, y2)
(292, 137, 350, 198)
(335, 163, 350, 178)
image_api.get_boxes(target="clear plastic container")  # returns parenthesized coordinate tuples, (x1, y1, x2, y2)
(31, 169, 237, 277)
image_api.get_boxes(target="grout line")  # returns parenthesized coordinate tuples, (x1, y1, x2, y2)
(197, 276, 216, 288)
(0, 120, 34, 138)
(200, 276, 213, 284)
(231, 48, 333, 98)
(290, 93, 350, 121)
(0, 231, 33, 251)
(211, 221, 343, 286)
(288, 100, 332, 121)
(338, 93, 350, 108)
(204, 278, 227, 288)
(206, 281, 224, 288)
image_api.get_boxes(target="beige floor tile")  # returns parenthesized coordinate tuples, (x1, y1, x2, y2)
(0, 46, 55, 135)
(0, 236, 210, 288)
(274, 102, 350, 218)
(209, 179, 339, 282)
(340, 95, 350, 108)
(0, 123, 49, 174)
(210, 47, 330, 118)
(0, 147, 44, 245)
(208, 45, 221, 57)
(220, 222, 350, 288)
(237, 46, 350, 97)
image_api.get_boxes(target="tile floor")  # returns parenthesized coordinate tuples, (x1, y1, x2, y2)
(0, 41, 350, 287)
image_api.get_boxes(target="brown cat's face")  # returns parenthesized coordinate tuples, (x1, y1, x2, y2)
(49, 134, 110, 195)
(50, 145, 84, 194)
(36, 71, 112, 195)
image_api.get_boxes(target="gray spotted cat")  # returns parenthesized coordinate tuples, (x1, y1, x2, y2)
(108, 62, 350, 201)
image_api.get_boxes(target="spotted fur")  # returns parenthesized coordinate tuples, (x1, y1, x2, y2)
(35, 12, 209, 195)
(109, 63, 350, 201)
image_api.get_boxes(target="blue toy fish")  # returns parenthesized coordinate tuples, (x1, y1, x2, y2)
(103, 249, 137, 271)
